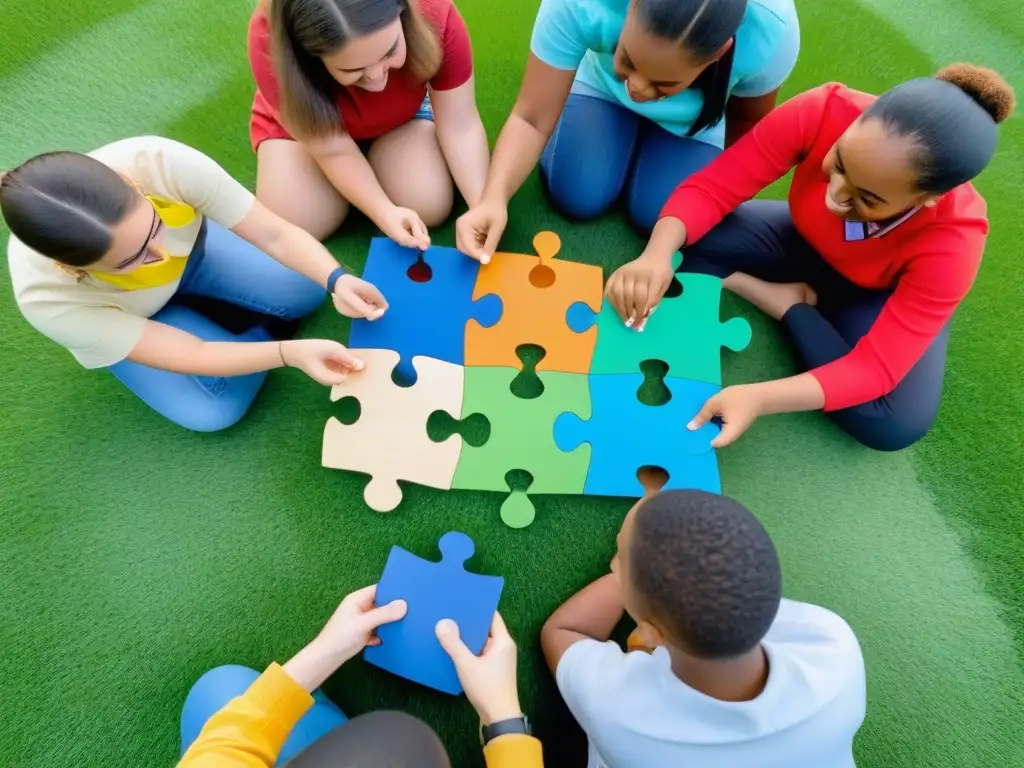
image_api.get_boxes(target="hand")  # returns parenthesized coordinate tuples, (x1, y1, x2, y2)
(332, 274, 388, 320)
(280, 339, 365, 386)
(687, 383, 765, 448)
(604, 250, 677, 330)
(455, 198, 507, 264)
(436, 612, 521, 725)
(379, 205, 431, 250)
(314, 585, 408, 666)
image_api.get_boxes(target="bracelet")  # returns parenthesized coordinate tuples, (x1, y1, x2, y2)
(278, 341, 288, 367)
(326, 266, 348, 294)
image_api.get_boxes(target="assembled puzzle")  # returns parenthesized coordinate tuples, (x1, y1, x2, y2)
(323, 232, 751, 528)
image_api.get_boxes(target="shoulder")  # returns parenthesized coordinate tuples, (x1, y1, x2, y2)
(88, 136, 208, 174)
(557, 638, 668, 696)
(768, 599, 864, 663)
(735, 0, 799, 63)
(415, 0, 458, 29)
(905, 185, 988, 290)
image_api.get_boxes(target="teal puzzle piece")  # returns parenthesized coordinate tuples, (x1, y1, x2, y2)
(566, 261, 751, 385)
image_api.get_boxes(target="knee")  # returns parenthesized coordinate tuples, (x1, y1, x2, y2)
(175, 390, 253, 433)
(258, 191, 350, 242)
(624, 181, 661, 236)
(834, 406, 936, 452)
(410, 179, 454, 228)
(541, 151, 619, 221)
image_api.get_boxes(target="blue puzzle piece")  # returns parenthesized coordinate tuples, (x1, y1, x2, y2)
(364, 531, 504, 695)
(554, 375, 723, 497)
(348, 239, 502, 382)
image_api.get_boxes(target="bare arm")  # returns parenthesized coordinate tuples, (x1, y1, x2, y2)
(430, 77, 490, 207)
(724, 89, 781, 147)
(304, 134, 395, 228)
(126, 321, 286, 376)
(231, 199, 343, 288)
(480, 54, 575, 205)
(540, 573, 623, 674)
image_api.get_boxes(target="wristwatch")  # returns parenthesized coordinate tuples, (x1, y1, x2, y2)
(480, 715, 531, 746)
(326, 266, 348, 294)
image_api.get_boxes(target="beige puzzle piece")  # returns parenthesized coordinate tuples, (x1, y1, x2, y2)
(322, 348, 465, 512)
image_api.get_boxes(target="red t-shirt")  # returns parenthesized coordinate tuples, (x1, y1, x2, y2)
(247, 0, 473, 146)
(660, 83, 988, 412)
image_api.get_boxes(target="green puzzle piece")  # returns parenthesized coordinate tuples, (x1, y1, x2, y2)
(585, 262, 751, 385)
(453, 367, 591, 527)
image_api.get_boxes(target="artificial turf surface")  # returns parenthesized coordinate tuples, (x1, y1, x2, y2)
(2, 0, 1023, 766)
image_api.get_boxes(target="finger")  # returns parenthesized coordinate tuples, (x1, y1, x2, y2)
(687, 397, 719, 431)
(359, 598, 407, 631)
(435, 618, 473, 663)
(311, 363, 349, 387)
(481, 222, 503, 265)
(621, 275, 638, 327)
(607, 275, 627, 322)
(338, 291, 376, 319)
(710, 420, 744, 449)
(637, 302, 658, 333)
(456, 219, 485, 261)
(634, 278, 653, 327)
(489, 611, 511, 643)
(411, 217, 431, 251)
(357, 282, 389, 312)
(347, 584, 378, 610)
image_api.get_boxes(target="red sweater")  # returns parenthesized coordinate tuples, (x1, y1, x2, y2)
(248, 0, 473, 145)
(660, 83, 988, 412)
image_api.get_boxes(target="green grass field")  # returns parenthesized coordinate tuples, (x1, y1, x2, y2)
(2, 1, 1023, 766)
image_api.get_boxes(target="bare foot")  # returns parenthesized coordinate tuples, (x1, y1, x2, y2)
(723, 273, 818, 321)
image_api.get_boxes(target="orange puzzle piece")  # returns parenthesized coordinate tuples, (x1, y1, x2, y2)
(464, 232, 603, 373)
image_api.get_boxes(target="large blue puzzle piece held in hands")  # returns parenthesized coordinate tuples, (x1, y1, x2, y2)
(554, 374, 723, 497)
(348, 239, 502, 382)
(364, 531, 504, 695)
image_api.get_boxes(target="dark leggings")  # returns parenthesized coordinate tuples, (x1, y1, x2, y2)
(288, 710, 450, 767)
(682, 200, 950, 452)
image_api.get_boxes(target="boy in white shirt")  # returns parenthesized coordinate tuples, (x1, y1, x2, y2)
(541, 490, 867, 768)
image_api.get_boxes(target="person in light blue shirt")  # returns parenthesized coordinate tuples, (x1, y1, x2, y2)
(455, 0, 801, 261)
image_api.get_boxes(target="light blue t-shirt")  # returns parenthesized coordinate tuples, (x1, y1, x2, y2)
(530, 0, 801, 147)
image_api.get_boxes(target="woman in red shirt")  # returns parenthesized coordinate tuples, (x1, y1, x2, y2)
(605, 64, 1015, 451)
(249, 0, 489, 246)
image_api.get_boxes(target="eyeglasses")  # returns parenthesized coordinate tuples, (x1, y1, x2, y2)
(112, 200, 167, 272)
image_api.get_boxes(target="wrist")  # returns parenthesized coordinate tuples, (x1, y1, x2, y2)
(480, 185, 509, 209)
(478, 694, 523, 726)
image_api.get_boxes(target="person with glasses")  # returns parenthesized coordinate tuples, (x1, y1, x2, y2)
(2, 136, 386, 432)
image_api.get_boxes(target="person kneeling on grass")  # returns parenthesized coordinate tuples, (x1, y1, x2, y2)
(2, 136, 385, 433)
(605, 63, 1017, 452)
(177, 586, 542, 767)
(542, 489, 867, 768)
(248, 0, 489, 245)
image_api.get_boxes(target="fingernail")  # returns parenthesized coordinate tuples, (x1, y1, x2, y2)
(391, 599, 408, 614)
(481, 254, 490, 264)
(687, 420, 697, 430)
(625, 315, 635, 328)
(436, 618, 455, 635)
(353, 359, 364, 370)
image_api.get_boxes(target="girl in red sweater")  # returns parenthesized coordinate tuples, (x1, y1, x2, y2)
(606, 64, 1015, 451)
(249, 0, 489, 245)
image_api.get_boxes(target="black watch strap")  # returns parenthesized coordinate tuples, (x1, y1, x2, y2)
(481, 715, 531, 745)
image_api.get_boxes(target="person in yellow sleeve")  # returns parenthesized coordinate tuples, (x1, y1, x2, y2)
(1, 136, 387, 432)
(178, 584, 543, 767)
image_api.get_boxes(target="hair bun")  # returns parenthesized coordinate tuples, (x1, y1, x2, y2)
(936, 63, 1016, 123)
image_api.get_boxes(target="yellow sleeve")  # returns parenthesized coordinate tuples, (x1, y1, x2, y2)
(483, 734, 545, 768)
(177, 663, 314, 768)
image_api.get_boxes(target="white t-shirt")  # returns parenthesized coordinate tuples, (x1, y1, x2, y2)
(6, 136, 255, 369)
(556, 599, 867, 768)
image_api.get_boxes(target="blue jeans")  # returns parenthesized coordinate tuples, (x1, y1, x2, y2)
(180, 665, 347, 766)
(540, 87, 722, 234)
(109, 221, 324, 432)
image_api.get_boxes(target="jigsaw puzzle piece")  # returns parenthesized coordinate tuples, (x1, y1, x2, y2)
(322, 349, 465, 511)
(465, 232, 603, 374)
(554, 374, 722, 498)
(570, 257, 751, 385)
(364, 531, 504, 695)
(452, 366, 591, 525)
(348, 239, 502, 382)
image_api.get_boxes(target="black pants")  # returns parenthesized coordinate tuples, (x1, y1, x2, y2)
(288, 710, 451, 767)
(682, 200, 950, 452)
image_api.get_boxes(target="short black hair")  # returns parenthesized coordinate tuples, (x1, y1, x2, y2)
(864, 63, 1016, 194)
(629, 490, 781, 658)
